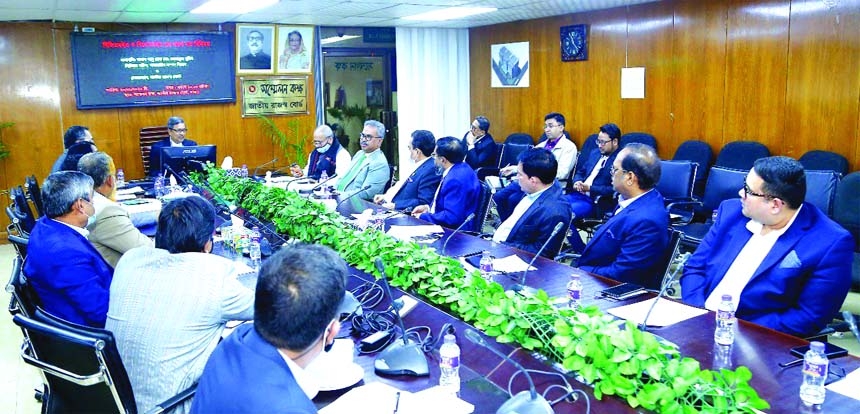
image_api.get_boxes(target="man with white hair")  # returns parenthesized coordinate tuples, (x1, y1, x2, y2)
(289, 124, 351, 180)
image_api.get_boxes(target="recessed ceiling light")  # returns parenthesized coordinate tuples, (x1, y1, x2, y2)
(320, 35, 362, 45)
(403, 7, 497, 21)
(190, 0, 279, 14)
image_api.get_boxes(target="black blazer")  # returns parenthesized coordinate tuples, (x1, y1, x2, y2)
(390, 159, 441, 211)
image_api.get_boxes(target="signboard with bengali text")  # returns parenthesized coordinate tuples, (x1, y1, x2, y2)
(241, 76, 309, 116)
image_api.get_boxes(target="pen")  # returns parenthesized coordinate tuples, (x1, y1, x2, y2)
(393, 391, 400, 414)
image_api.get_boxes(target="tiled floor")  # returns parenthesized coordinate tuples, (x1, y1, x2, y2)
(0, 242, 858, 413)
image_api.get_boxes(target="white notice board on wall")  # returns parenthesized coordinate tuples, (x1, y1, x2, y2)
(621, 67, 646, 99)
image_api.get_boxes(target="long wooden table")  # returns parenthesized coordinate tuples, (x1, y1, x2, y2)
(221, 193, 860, 413)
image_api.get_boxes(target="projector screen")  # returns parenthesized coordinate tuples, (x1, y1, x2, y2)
(70, 31, 236, 109)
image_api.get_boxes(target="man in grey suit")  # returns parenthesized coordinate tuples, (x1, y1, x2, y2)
(78, 151, 152, 267)
(335, 119, 390, 200)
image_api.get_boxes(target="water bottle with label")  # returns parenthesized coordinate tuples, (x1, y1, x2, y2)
(714, 294, 736, 345)
(319, 170, 330, 196)
(478, 250, 493, 279)
(439, 333, 461, 394)
(241, 164, 249, 178)
(249, 226, 261, 268)
(116, 168, 125, 188)
(799, 341, 828, 406)
(567, 274, 583, 309)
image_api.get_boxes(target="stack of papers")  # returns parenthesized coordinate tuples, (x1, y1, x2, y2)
(387, 225, 445, 243)
(320, 382, 473, 414)
(492, 255, 535, 273)
(607, 297, 708, 327)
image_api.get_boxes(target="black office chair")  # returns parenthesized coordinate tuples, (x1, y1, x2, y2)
(656, 160, 698, 212)
(8, 231, 28, 261)
(671, 167, 747, 248)
(25, 175, 44, 218)
(833, 172, 860, 293)
(714, 141, 769, 170)
(620, 132, 657, 151)
(804, 170, 841, 218)
(384, 164, 397, 192)
(12, 309, 196, 414)
(672, 140, 713, 199)
(798, 150, 849, 176)
(478, 143, 532, 189)
(475, 144, 505, 181)
(504, 133, 534, 146)
(8, 186, 37, 235)
(472, 181, 494, 233)
(6, 254, 38, 319)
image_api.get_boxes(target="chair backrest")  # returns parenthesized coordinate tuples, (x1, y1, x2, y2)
(12, 309, 137, 414)
(473, 181, 493, 232)
(654, 229, 683, 290)
(499, 143, 531, 167)
(701, 166, 747, 212)
(140, 126, 170, 176)
(834, 171, 860, 252)
(579, 133, 598, 158)
(714, 141, 769, 170)
(9, 186, 36, 234)
(672, 140, 713, 198)
(6, 252, 38, 318)
(799, 150, 849, 176)
(620, 132, 657, 151)
(8, 231, 28, 261)
(804, 170, 840, 217)
(504, 133, 534, 146)
(384, 164, 397, 192)
(25, 175, 44, 218)
(656, 160, 697, 202)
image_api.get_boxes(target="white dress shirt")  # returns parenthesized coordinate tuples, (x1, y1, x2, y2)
(493, 186, 549, 243)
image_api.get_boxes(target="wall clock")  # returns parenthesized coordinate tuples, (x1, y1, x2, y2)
(560, 24, 588, 62)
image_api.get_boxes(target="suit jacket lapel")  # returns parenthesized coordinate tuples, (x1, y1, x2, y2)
(508, 184, 558, 237)
(748, 206, 813, 282)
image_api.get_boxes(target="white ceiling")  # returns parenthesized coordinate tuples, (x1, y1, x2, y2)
(0, 0, 659, 29)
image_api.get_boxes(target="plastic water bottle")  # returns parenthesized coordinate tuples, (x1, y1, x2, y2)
(241, 164, 249, 178)
(320, 170, 328, 182)
(154, 173, 165, 198)
(567, 274, 583, 309)
(249, 226, 261, 268)
(714, 294, 736, 345)
(800, 341, 828, 406)
(479, 250, 493, 279)
(439, 333, 461, 394)
(116, 168, 125, 188)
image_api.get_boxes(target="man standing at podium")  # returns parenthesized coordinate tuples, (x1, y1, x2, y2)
(149, 116, 197, 176)
(681, 156, 853, 337)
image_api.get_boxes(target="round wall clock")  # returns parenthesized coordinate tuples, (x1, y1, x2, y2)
(560, 24, 588, 62)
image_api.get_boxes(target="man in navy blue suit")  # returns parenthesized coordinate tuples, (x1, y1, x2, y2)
(412, 137, 482, 231)
(191, 244, 347, 414)
(374, 130, 441, 211)
(148, 116, 198, 176)
(566, 123, 622, 252)
(462, 116, 498, 169)
(577, 143, 669, 287)
(24, 171, 114, 327)
(681, 156, 853, 337)
(492, 148, 571, 258)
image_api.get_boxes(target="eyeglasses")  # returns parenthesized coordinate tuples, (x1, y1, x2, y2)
(359, 133, 381, 141)
(470, 125, 480, 130)
(544, 123, 560, 129)
(312, 138, 328, 146)
(609, 166, 628, 176)
(596, 138, 613, 146)
(742, 182, 774, 199)
(170, 128, 188, 133)
(248, 35, 263, 41)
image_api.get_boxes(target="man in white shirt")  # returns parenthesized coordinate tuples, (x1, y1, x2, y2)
(682, 156, 854, 337)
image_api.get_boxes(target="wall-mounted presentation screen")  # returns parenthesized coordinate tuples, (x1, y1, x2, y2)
(70, 32, 236, 109)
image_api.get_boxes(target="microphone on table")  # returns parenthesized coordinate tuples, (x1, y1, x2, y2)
(510, 222, 565, 293)
(162, 164, 189, 186)
(252, 157, 279, 179)
(639, 252, 692, 331)
(843, 311, 860, 346)
(336, 184, 371, 210)
(440, 212, 476, 256)
(464, 329, 553, 414)
(311, 173, 338, 192)
(373, 258, 430, 376)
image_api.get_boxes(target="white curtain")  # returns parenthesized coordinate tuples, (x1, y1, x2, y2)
(395, 27, 470, 178)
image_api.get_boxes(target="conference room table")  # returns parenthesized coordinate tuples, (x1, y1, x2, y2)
(216, 190, 860, 413)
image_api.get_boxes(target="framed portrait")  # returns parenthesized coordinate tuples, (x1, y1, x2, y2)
(366, 80, 383, 107)
(276, 25, 314, 74)
(236, 24, 275, 74)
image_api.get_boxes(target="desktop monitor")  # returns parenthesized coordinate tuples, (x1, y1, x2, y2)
(160, 145, 217, 177)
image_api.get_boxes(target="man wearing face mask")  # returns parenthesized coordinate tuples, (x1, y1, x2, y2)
(289, 124, 351, 180)
(191, 244, 347, 413)
(23, 171, 114, 328)
(78, 152, 152, 267)
(373, 129, 441, 211)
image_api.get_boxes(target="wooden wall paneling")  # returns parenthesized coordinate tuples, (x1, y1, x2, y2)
(784, 0, 860, 168)
(669, 0, 728, 159)
(620, 1, 676, 155)
(723, 0, 791, 154)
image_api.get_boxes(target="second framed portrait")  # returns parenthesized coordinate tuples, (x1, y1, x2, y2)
(277, 26, 314, 74)
(236, 24, 275, 74)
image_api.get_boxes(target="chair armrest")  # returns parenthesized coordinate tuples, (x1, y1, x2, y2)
(476, 167, 500, 181)
(146, 383, 197, 414)
(555, 252, 581, 266)
(665, 199, 702, 211)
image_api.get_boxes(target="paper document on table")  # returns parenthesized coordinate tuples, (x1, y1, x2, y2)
(387, 225, 444, 242)
(607, 297, 708, 327)
(117, 186, 144, 195)
(492, 255, 535, 273)
(320, 382, 473, 414)
(115, 192, 137, 201)
(827, 367, 860, 400)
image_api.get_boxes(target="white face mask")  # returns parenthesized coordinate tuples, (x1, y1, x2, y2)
(84, 208, 96, 227)
(316, 143, 331, 153)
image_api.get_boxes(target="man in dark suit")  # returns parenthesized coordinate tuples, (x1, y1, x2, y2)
(491, 148, 571, 258)
(148, 116, 198, 176)
(566, 123, 622, 252)
(23, 171, 114, 327)
(412, 137, 482, 231)
(374, 130, 441, 211)
(577, 143, 669, 287)
(462, 116, 498, 169)
(52, 125, 95, 173)
(681, 156, 853, 337)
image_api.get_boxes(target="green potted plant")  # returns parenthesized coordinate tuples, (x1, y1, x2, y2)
(0, 122, 14, 160)
(256, 115, 306, 167)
